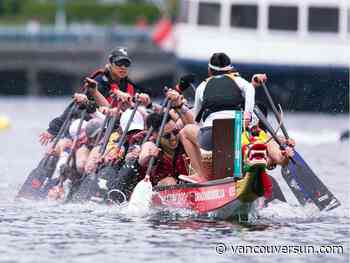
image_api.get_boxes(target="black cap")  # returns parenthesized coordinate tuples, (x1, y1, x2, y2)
(109, 47, 132, 65)
(208, 52, 233, 71)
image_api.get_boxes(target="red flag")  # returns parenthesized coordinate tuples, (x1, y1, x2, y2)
(152, 17, 174, 52)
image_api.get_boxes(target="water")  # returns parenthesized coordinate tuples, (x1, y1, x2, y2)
(0, 97, 349, 263)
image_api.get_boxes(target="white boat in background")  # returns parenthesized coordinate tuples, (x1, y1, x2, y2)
(174, 0, 350, 111)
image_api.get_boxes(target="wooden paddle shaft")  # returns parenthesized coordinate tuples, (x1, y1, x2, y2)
(254, 106, 283, 147)
(94, 96, 119, 146)
(145, 100, 172, 177)
(116, 101, 141, 150)
(254, 106, 296, 164)
(66, 109, 88, 165)
(52, 88, 91, 148)
(51, 102, 78, 148)
(99, 115, 117, 155)
(261, 83, 289, 139)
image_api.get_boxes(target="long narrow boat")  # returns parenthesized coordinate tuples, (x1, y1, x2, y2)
(132, 116, 264, 221)
(152, 174, 260, 221)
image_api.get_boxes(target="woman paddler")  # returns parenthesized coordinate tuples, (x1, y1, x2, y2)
(39, 47, 152, 147)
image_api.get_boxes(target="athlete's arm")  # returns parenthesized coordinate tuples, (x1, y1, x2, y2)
(192, 81, 205, 123)
(85, 77, 110, 107)
(235, 77, 255, 113)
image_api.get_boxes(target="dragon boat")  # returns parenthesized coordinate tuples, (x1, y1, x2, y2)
(152, 175, 261, 221)
(140, 114, 266, 221)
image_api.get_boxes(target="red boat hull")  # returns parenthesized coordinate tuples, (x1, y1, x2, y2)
(152, 175, 259, 220)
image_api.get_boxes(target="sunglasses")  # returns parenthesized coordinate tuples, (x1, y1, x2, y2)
(163, 128, 180, 140)
(113, 60, 131, 68)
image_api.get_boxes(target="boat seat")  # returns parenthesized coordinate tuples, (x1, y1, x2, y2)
(212, 118, 235, 180)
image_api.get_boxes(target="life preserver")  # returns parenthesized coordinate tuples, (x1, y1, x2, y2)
(196, 72, 244, 122)
(89, 69, 136, 108)
(108, 83, 135, 107)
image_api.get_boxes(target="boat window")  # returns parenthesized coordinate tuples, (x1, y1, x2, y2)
(198, 2, 221, 26)
(308, 7, 339, 33)
(231, 4, 258, 29)
(268, 5, 298, 31)
(179, 0, 190, 23)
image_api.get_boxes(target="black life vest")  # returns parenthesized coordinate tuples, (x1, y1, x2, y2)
(196, 73, 245, 122)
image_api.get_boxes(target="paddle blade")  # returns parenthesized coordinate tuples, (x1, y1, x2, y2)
(70, 174, 99, 202)
(265, 175, 287, 205)
(16, 155, 58, 200)
(282, 151, 341, 211)
(106, 161, 140, 203)
(127, 179, 153, 215)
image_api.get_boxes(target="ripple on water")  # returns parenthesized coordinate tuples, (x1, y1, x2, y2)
(0, 99, 349, 263)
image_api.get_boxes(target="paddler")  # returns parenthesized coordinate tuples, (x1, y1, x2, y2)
(136, 111, 188, 186)
(39, 47, 152, 183)
(176, 52, 265, 183)
(39, 47, 152, 147)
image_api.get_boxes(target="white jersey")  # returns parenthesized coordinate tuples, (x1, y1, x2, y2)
(193, 75, 255, 127)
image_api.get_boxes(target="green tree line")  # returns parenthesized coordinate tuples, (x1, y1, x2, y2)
(0, 0, 162, 25)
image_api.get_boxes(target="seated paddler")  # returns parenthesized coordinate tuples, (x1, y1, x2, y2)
(177, 52, 267, 183)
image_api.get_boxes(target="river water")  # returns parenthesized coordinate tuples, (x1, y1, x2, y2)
(0, 97, 349, 263)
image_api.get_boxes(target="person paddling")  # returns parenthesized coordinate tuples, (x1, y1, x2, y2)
(177, 52, 264, 183)
(39, 47, 151, 146)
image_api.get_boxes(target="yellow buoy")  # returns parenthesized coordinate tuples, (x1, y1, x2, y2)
(0, 115, 10, 130)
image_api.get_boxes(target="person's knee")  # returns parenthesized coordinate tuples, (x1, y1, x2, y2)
(76, 158, 87, 173)
(84, 149, 100, 173)
(180, 124, 198, 141)
(75, 147, 89, 172)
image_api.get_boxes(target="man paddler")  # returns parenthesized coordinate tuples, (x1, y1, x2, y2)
(178, 52, 266, 183)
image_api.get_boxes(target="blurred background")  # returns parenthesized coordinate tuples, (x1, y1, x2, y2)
(0, 0, 348, 111)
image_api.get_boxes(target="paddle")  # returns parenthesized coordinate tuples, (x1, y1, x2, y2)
(127, 99, 172, 213)
(71, 100, 141, 202)
(16, 101, 80, 200)
(260, 83, 290, 139)
(60, 96, 120, 202)
(114, 100, 142, 156)
(261, 82, 341, 211)
(254, 102, 341, 211)
(105, 95, 171, 205)
(70, 110, 119, 202)
(94, 94, 120, 146)
(46, 108, 88, 200)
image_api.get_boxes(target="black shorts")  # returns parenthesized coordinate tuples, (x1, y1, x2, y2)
(197, 126, 213, 151)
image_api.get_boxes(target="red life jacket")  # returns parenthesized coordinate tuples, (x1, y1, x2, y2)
(89, 69, 136, 108)
(108, 83, 135, 108)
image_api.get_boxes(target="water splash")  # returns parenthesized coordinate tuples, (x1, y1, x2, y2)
(127, 180, 153, 216)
